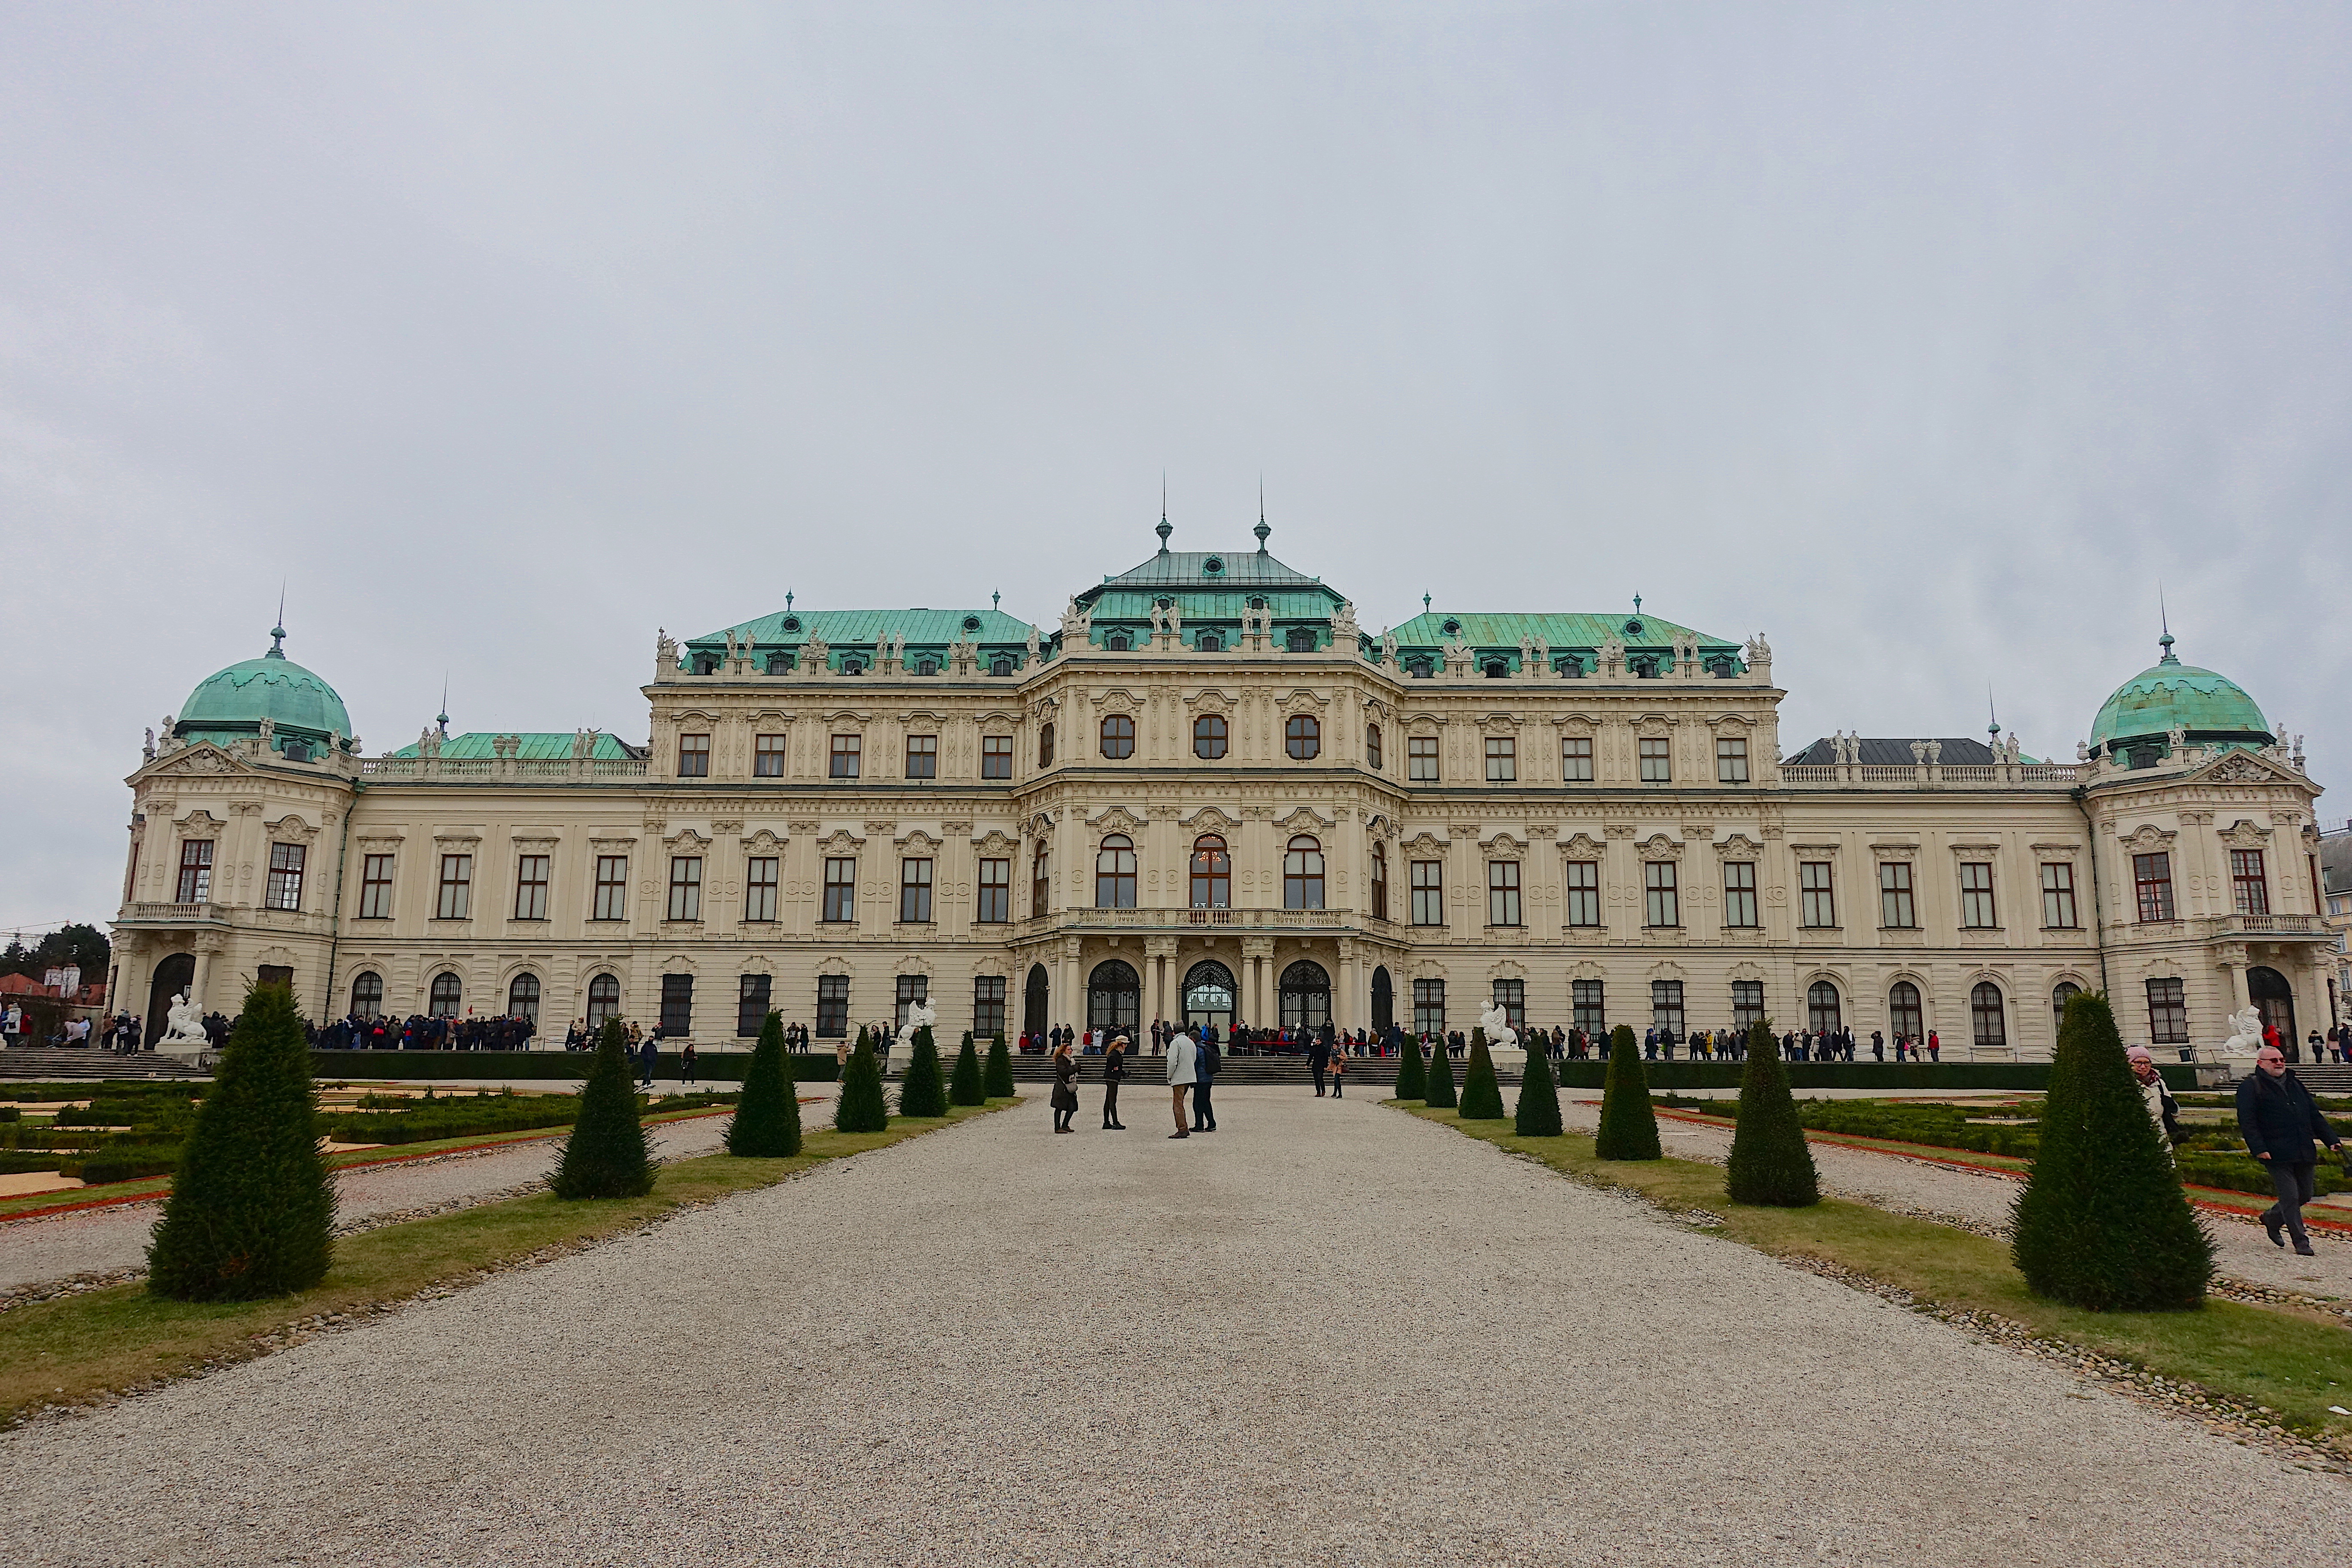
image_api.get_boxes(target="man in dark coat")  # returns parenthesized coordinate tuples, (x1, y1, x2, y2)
(638, 1033, 659, 1089)
(2236, 1045, 2344, 1255)
(1193, 1030, 1220, 1131)
(1308, 1027, 1330, 1096)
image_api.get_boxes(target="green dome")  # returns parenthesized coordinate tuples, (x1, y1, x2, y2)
(2089, 634, 2269, 751)
(176, 630, 351, 749)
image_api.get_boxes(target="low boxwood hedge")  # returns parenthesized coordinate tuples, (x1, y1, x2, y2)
(1556, 1061, 2194, 1093)
(307, 1049, 840, 1084)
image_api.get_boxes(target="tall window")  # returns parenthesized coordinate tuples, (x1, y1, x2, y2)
(1488, 861, 1522, 926)
(2051, 980, 2081, 1036)
(977, 858, 1011, 923)
(1100, 715, 1135, 759)
(1732, 980, 1765, 1032)
(1560, 735, 1593, 782)
(661, 974, 693, 1035)
(1644, 862, 1679, 927)
(1879, 862, 1915, 928)
(1409, 735, 1440, 781)
(1286, 714, 1321, 760)
(1190, 835, 1231, 909)
(1485, 736, 1516, 781)
(1970, 981, 2006, 1048)
(265, 843, 306, 911)
(744, 857, 779, 922)
(2146, 978, 2188, 1044)
(1565, 861, 1600, 927)
(667, 857, 703, 921)
(1652, 980, 1685, 1035)
(737, 974, 771, 1038)
(1032, 849, 1050, 916)
(437, 854, 473, 919)
(974, 975, 1008, 1038)
(899, 858, 934, 922)
(2040, 863, 2078, 928)
(1572, 980, 1606, 1035)
(1283, 836, 1325, 910)
(355, 853, 394, 918)
(895, 974, 929, 1031)
(1638, 736, 1672, 782)
(1807, 981, 1841, 1033)
(1365, 723, 1383, 770)
(677, 733, 710, 777)
(513, 854, 550, 919)
(1038, 723, 1055, 766)
(830, 734, 861, 778)
(1410, 861, 1444, 926)
(1888, 981, 1923, 1039)
(1716, 736, 1749, 784)
(177, 840, 214, 903)
(1799, 862, 1836, 928)
(981, 735, 1013, 779)
(585, 973, 621, 1028)
(1370, 843, 1388, 919)
(822, 857, 857, 922)
(506, 974, 540, 1022)
(2230, 849, 2269, 915)
(1193, 714, 1228, 759)
(429, 972, 462, 1017)
(2133, 852, 2175, 922)
(1492, 979, 1525, 1031)
(592, 855, 629, 921)
(815, 974, 849, 1037)
(1959, 862, 1997, 928)
(349, 971, 383, 1018)
(1412, 979, 1446, 1036)
(1096, 834, 1136, 907)
(754, 734, 786, 777)
(904, 734, 938, 779)
(1723, 862, 1758, 927)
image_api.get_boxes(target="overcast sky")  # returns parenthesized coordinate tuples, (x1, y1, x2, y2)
(4, 2, 2346, 936)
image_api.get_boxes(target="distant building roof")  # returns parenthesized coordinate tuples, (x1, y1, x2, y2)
(686, 607, 1041, 653)
(392, 732, 640, 761)
(1786, 736, 2006, 767)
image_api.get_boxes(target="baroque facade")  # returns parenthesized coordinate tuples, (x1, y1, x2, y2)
(110, 526, 2334, 1060)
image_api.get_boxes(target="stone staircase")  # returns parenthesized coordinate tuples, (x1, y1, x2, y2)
(0, 1048, 208, 1084)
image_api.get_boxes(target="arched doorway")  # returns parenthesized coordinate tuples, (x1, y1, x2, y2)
(1088, 960, 1139, 1035)
(1182, 960, 1236, 1035)
(1807, 980, 1841, 1034)
(1023, 963, 1049, 1038)
(145, 952, 195, 1045)
(1371, 966, 1394, 1031)
(1279, 960, 1331, 1031)
(2248, 966, 2297, 1059)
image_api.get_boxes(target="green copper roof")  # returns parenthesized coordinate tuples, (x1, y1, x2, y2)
(177, 631, 351, 745)
(687, 608, 1040, 650)
(1387, 610, 1740, 655)
(392, 731, 637, 760)
(2090, 636, 2269, 748)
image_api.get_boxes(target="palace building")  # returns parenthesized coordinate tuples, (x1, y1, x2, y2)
(110, 521, 2332, 1059)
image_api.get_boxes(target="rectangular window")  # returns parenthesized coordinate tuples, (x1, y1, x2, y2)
(436, 854, 473, 920)
(1959, 861, 1997, 928)
(1371, 853, 1388, 920)
(514, 854, 550, 919)
(1408, 735, 1440, 782)
(1799, 862, 1836, 928)
(1716, 736, 1749, 784)
(904, 734, 938, 780)
(830, 734, 861, 778)
(2040, 862, 2079, 929)
(1879, 862, 1916, 928)
(1412, 978, 1446, 1036)
(660, 973, 693, 1035)
(737, 973, 772, 1038)
(1485, 736, 1516, 782)
(974, 975, 1007, 1039)
(1491, 979, 1525, 1032)
(265, 842, 306, 911)
(2230, 849, 2269, 916)
(815, 975, 850, 1038)
(1652, 980, 1684, 1035)
(1410, 861, 1445, 926)
(592, 855, 629, 921)
(2146, 978, 2189, 1045)
(1488, 861, 1522, 926)
(823, 858, 857, 923)
(1731, 980, 1765, 1032)
(177, 840, 214, 904)
(977, 858, 1011, 923)
(900, 858, 934, 923)
(744, 857, 779, 922)
(894, 974, 929, 1032)
(1723, 861, 1758, 928)
(981, 735, 1013, 779)
(1644, 861, 1679, 927)
(2133, 852, 2175, 923)
(1565, 861, 1600, 927)
(358, 852, 394, 919)
(667, 856, 703, 922)
(1560, 735, 1593, 782)
(1638, 736, 1672, 782)
(677, 733, 710, 778)
(1572, 979, 1606, 1036)
(1032, 852, 1050, 916)
(753, 734, 787, 777)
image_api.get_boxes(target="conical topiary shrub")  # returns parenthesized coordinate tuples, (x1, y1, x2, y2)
(835, 1034, 890, 1133)
(551, 1019, 657, 1198)
(2013, 991, 2211, 1311)
(1426, 1035, 1458, 1109)
(1726, 1019, 1817, 1206)
(1458, 1028, 1506, 1120)
(983, 1032, 1015, 1098)
(898, 1024, 947, 1117)
(1393, 1030, 1426, 1100)
(949, 1030, 985, 1106)
(1594, 1023, 1661, 1160)
(1514, 1032, 1563, 1136)
(726, 1010, 802, 1158)
(147, 979, 335, 1302)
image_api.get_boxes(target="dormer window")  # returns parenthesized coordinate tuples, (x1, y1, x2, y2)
(1104, 629, 1133, 652)
(839, 657, 866, 676)
(1556, 655, 1584, 678)
(692, 652, 720, 675)
(989, 654, 1016, 677)
(1707, 655, 1736, 678)
(1482, 658, 1509, 679)
(766, 651, 793, 674)
(1196, 632, 1223, 653)
(1202, 557, 1225, 576)
(779, 615, 802, 633)
(1285, 627, 1316, 652)
(281, 739, 312, 763)
(913, 655, 940, 676)
(1441, 618, 1461, 637)
(1406, 657, 1433, 679)
(962, 615, 983, 633)
(1631, 655, 1660, 678)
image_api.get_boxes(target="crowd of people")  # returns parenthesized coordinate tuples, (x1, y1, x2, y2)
(316, 1012, 538, 1050)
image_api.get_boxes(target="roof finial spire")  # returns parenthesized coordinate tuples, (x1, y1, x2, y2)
(1633, 592, 1642, 612)
(1988, 682, 2000, 738)
(1156, 474, 1171, 553)
(269, 580, 288, 658)
(1423, 592, 1432, 613)
(992, 590, 1001, 610)
(437, 675, 450, 737)
(1254, 476, 1270, 551)
(2157, 583, 2177, 664)
(785, 589, 794, 613)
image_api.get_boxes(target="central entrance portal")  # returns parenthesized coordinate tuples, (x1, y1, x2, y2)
(1182, 959, 1236, 1035)
(1088, 960, 1139, 1036)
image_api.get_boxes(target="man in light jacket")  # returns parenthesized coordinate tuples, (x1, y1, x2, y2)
(1166, 1029, 1197, 1139)
(2125, 1046, 2180, 1161)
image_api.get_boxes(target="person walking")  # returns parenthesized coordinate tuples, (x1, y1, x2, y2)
(2125, 1046, 2180, 1160)
(1194, 1028, 1221, 1132)
(1167, 1028, 1197, 1138)
(1101, 1033, 1128, 1130)
(2236, 1044, 2344, 1254)
(1050, 1041, 1079, 1134)
(680, 1039, 698, 1086)
(1329, 1041, 1346, 1099)
(1308, 1027, 1330, 1097)
(637, 1033, 658, 1089)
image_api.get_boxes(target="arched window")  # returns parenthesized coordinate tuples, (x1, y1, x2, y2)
(1482, 658, 1509, 679)
(989, 654, 1016, 677)
(1087, 960, 1140, 1034)
(1365, 722, 1383, 770)
(2051, 980, 2082, 1038)
(1370, 842, 1388, 919)
(1806, 980, 1841, 1034)
(1285, 714, 1320, 760)
(1888, 981, 1922, 1040)
(586, 973, 622, 1028)
(349, 970, 383, 1019)
(1279, 960, 1331, 1030)
(1096, 834, 1136, 908)
(1193, 714, 1227, 759)
(1972, 982, 2007, 1048)
(1104, 629, 1133, 652)
(508, 973, 542, 1021)
(1283, 835, 1325, 910)
(1099, 714, 1135, 759)
(1190, 834, 1230, 909)
(1182, 960, 1236, 1029)
(1196, 631, 1223, 653)
(1038, 723, 1055, 766)
(1286, 626, 1316, 653)
(429, 972, 463, 1018)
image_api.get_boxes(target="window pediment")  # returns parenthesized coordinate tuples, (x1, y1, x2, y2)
(818, 830, 864, 855)
(1401, 832, 1449, 857)
(1275, 806, 1334, 831)
(971, 829, 1019, 854)
(1714, 833, 1761, 859)
(741, 828, 786, 852)
(175, 808, 228, 836)
(265, 814, 321, 845)
(1869, 841, 1920, 861)
(1090, 806, 1146, 834)
(1638, 834, 1683, 859)
(1182, 805, 1241, 831)
(1560, 832, 1605, 859)
(1278, 688, 1329, 714)
(2219, 818, 2273, 846)
(663, 828, 711, 851)
(896, 829, 941, 851)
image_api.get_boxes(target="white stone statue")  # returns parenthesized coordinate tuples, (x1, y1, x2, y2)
(897, 998, 937, 1050)
(143, 727, 156, 762)
(1060, 598, 1092, 641)
(1329, 600, 1359, 643)
(1379, 631, 1397, 666)
(1477, 1002, 1517, 1052)
(800, 631, 830, 673)
(1023, 625, 1041, 664)
(2218, 1005, 2264, 1058)
(1598, 635, 1625, 674)
(158, 991, 205, 1047)
(1164, 598, 1182, 636)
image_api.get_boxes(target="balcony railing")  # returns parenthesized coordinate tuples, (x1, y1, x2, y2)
(1778, 763, 2081, 788)
(360, 756, 648, 781)
(1023, 906, 1362, 933)
(119, 901, 225, 924)
(2203, 913, 2324, 939)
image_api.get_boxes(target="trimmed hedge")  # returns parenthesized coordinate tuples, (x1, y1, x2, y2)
(1594, 1024, 1661, 1161)
(1513, 1037, 1562, 1137)
(983, 1034, 1016, 1099)
(1425, 1036, 1458, 1109)
(726, 1011, 803, 1159)
(308, 1049, 839, 1083)
(1725, 1019, 1818, 1207)
(1553, 1061, 2190, 1093)
(1458, 1030, 1506, 1120)
(1393, 1032, 1426, 1101)
(549, 1022, 657, 1200)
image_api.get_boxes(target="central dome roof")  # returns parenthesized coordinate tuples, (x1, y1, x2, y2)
(177, 628, 351, 746)
(2089, 634, 2268, 751)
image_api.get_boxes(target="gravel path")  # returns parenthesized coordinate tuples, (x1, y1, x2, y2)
(1, 1087, 2344, 1567)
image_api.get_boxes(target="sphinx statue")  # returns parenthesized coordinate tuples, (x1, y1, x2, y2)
(1477, 1001, 1518, 1052)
